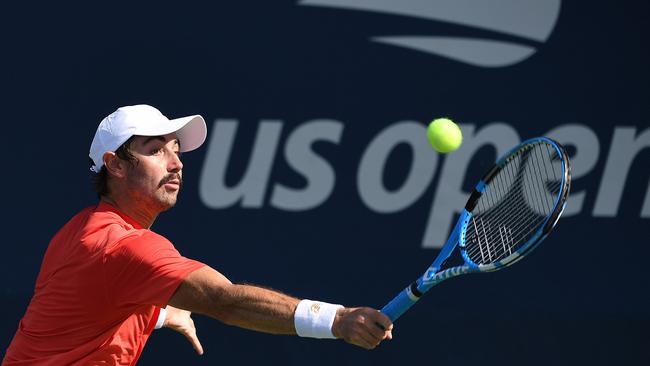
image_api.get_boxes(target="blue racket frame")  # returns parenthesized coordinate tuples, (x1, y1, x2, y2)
(381, 137, 571, 322)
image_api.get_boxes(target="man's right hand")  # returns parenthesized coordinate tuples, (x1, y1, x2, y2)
(331, 307, 393, 350)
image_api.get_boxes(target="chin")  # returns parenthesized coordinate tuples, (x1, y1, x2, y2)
(155, 194, 178, 212)
(158, 202, 175, 212)
(160, 198, 177, 211)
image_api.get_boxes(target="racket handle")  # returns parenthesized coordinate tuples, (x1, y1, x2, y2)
(380, 284, 420, 322)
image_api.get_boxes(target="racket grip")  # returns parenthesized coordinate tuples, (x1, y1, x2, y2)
(380, 285, 419, 322)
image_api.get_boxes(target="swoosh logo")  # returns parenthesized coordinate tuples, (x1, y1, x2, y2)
(299, 0, 561, 67)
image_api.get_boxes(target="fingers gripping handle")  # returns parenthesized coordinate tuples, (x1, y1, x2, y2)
(380, 282, 421, 322)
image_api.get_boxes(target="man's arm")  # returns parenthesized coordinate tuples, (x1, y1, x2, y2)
(168, 266, 298, 334)
(167, 266, 393, 349)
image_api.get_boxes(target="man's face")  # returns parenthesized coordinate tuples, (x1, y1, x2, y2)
(125, 133, 183, 212)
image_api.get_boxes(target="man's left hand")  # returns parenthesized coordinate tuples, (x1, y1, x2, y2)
(163, 305, 204, 355)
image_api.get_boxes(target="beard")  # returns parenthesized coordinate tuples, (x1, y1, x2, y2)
(155, 173, 183, 210)
(125, 171, 183, 213)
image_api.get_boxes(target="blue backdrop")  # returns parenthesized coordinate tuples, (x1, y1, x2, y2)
(2, 1, 648, 365)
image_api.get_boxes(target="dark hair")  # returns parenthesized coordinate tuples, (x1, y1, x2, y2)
(90, 136, 139, 198)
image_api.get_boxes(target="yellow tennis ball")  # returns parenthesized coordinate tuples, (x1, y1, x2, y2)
(427, 118, 462, 153)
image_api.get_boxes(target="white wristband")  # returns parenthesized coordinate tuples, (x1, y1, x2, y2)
(154, 307, 167, 330)
(294, 299, 343, 339)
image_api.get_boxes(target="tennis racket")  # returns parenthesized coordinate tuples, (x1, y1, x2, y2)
(380, 137, 571, 323)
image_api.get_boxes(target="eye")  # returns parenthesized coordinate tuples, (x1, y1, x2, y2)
(150, 147, 164, 155)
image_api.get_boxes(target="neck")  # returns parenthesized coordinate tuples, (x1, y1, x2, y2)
(100, 195, 159, 229)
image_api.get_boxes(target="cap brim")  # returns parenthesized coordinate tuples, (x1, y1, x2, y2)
(135, 114, 207, 152)
(172, 115, 208, 152)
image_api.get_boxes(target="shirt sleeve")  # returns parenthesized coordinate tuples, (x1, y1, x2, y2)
(103, 230, 206, 308)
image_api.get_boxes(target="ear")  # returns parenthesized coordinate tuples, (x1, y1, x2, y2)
(103, 152, 127, 178)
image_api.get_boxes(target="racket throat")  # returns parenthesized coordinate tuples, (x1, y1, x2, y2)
(406, 281, 423, 301)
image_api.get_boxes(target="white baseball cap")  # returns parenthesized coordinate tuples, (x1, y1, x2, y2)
(89, 104, 207, 173)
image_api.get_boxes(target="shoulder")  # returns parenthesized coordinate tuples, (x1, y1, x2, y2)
(119, 230, 172, 248)
(79, 205, 173, 254)
(106, 230, 176, 260)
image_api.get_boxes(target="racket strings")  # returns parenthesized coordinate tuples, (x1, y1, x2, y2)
(466, 144, 560, 262)
(464, 142, 562, 265)
(467, 190, 549, 263)
(470, 166, 562, 247)
(467, 162, 551, 262)
(467, 184, 539, 263)
(471, 155, 559, 238)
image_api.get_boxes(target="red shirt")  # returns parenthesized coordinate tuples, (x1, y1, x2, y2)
(3, 202, 205, 365)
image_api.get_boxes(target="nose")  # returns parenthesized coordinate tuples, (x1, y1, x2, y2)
(169, 151, 183, 172)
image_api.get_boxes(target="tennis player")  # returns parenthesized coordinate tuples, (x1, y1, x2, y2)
(2, 105, 393, 365)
